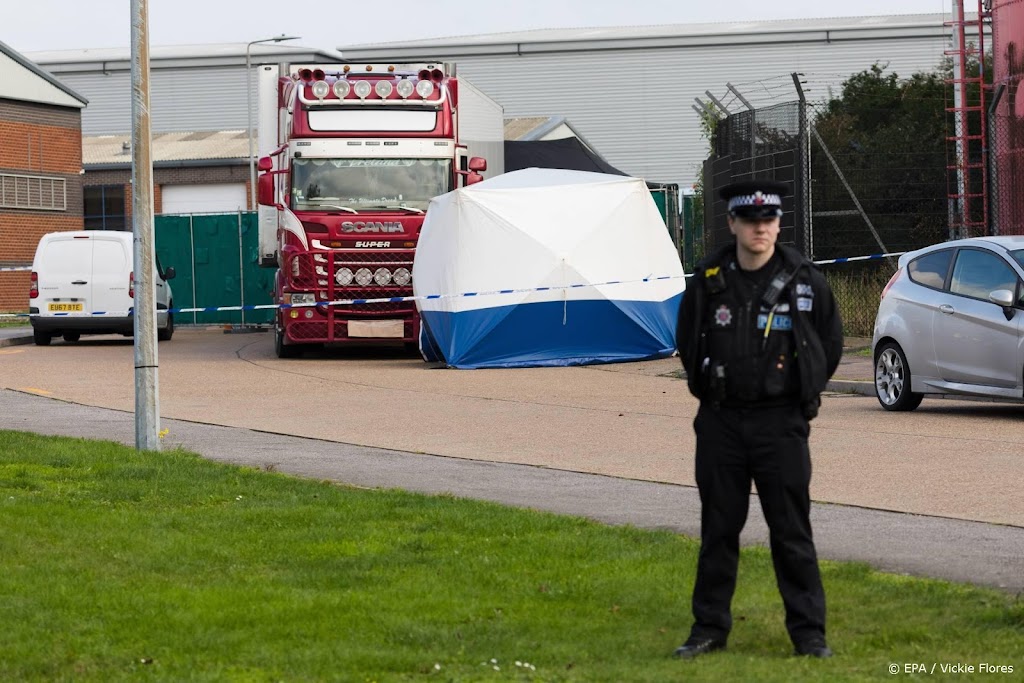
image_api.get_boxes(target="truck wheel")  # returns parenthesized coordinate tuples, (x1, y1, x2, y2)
(274, 323, 300, 358)
(34, 329, 52, 346)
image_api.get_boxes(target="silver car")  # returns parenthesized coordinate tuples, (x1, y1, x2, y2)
(872, 236, 1024, 411)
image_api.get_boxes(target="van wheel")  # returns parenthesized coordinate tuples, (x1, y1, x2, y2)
(33, 329, 52, 346)
(62, 332, 81, 343)
(274, 323, 300, 358)
(158, 309, 174, 342)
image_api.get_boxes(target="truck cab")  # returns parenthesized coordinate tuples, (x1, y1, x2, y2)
(255, 63, 503, 357)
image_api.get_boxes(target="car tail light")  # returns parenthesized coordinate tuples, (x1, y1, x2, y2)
(30, 272, 39, 298)
(129, 271, 135, 298)
(880, 268, 902, 300)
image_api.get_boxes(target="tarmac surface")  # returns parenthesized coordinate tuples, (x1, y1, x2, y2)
(1, 324, 1022, 593)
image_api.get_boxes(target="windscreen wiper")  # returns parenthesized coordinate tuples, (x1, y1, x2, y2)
(366, 205, 425, 214)
(308, 204, 358, 214)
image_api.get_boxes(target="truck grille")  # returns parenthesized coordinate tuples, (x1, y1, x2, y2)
(288, 249, 416, 315)
(286, 249, 413, 303)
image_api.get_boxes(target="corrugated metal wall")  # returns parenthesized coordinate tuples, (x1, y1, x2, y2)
(378, 37, 948, 190)
(45, 23, 953, 192)
(55, 66, 249, 135)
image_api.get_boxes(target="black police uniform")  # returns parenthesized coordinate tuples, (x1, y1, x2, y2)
(675, 181, 844, 656)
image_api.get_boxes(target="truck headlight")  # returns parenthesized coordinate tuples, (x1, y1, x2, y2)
(333, 80, 351, 99)
(396, 79, 414, 98)
(311, 80, 330, 99)
(392, 268, 412, 286)
(335, 268, 354, 286)
(354, 268, 373, 286)
(415, 80, 434, 98)
(354, 81, 372, 99)
(373, 268, 392, 286)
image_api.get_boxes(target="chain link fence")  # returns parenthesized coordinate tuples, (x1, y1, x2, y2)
(990, 90, 1024, 236)
(700, 69, 989, 336)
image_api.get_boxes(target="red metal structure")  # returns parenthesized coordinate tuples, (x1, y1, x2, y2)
(990, 0, 1024, 234)
(945, 0, 990, 238)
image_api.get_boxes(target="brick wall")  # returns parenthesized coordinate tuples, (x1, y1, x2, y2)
(0, 271, 30, 314)
(0, 99, 83, 312)
(83, 163, 249, 217)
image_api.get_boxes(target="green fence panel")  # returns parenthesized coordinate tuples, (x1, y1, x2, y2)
(153, 215, 198, 324)
(682, 194, 699, 272)
(648, 184, 682, 263)
(155, 212, 275, 326)
(241, 213, 276, 325)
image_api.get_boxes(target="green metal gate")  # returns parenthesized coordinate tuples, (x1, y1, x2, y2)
(154, 212, 275, 326)
(648, 183, 682, 262)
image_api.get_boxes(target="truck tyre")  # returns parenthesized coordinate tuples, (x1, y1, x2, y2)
(34, 329, 52, 346)
(274, 323, 300, 358)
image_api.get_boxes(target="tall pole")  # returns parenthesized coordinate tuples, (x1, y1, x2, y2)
(130, 0, 159, 451)
(246, 35, 300, 211)
(246, 42, 257, 212)
(952, 0, 969, 239)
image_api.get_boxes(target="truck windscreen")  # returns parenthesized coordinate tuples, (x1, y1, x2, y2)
(291, 158, 451, 212)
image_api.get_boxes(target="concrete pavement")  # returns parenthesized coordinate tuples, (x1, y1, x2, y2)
(1, 388, 1021, 592)
(1, 327, 1022, 592)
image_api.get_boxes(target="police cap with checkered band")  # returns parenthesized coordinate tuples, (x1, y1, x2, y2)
(719, 179, 789, 219)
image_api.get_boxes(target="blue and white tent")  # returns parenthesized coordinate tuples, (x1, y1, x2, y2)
(413, 168, 684, 369)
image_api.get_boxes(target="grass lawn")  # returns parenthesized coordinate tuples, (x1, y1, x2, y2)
(1, 430, 1021, 682)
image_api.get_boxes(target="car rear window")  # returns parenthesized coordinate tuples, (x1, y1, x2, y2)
(907, 249, 952, 289)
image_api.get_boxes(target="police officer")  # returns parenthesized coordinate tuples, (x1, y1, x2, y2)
(673, 179, 843, 659)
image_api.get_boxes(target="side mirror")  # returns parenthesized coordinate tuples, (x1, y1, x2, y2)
(989, 289, 1014, 307)
(466, 172, 484, 186)
(257, 156, 273, 172)
(468, 157, 487, 172)
(989, 288, 1016, 320)
(257, 173, 275, 207)
(163, 266, 176, 281)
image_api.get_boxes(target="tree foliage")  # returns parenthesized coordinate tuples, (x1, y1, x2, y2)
(811, 52, 992, 258)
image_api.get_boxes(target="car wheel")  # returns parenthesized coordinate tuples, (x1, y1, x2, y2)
(875, 342, 924, 411)
(33, 329, 52, 346)
(62, 332, 81, 343)
(158, 308, 174, 342)
(274, 322, 300, 358)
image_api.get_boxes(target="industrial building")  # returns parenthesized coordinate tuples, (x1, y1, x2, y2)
(339, 14, 970, 190)
(24, 14, 969, 205)
(0, 39, 87, 312)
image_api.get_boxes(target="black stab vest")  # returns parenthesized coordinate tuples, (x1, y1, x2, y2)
(703, 258, 800, 404)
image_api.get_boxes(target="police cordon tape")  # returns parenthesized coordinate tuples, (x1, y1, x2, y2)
(0, 251, 906, 319)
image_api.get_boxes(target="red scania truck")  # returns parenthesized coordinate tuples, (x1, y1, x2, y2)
(255, 62, 503, 357)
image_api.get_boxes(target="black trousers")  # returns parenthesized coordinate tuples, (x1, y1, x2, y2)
(689, 401, 826, 645)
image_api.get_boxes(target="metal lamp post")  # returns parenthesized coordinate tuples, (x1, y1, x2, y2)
(246, 34, 300, 211)
(242, 35, 299, 329)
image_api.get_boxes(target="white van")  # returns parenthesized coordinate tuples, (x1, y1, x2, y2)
(29, 230, 176, 346)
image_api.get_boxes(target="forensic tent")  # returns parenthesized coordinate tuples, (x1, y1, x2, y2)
(413, 168, 685, 369)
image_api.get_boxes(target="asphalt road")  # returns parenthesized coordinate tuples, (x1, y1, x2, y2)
(1, 327, 1022, 592)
